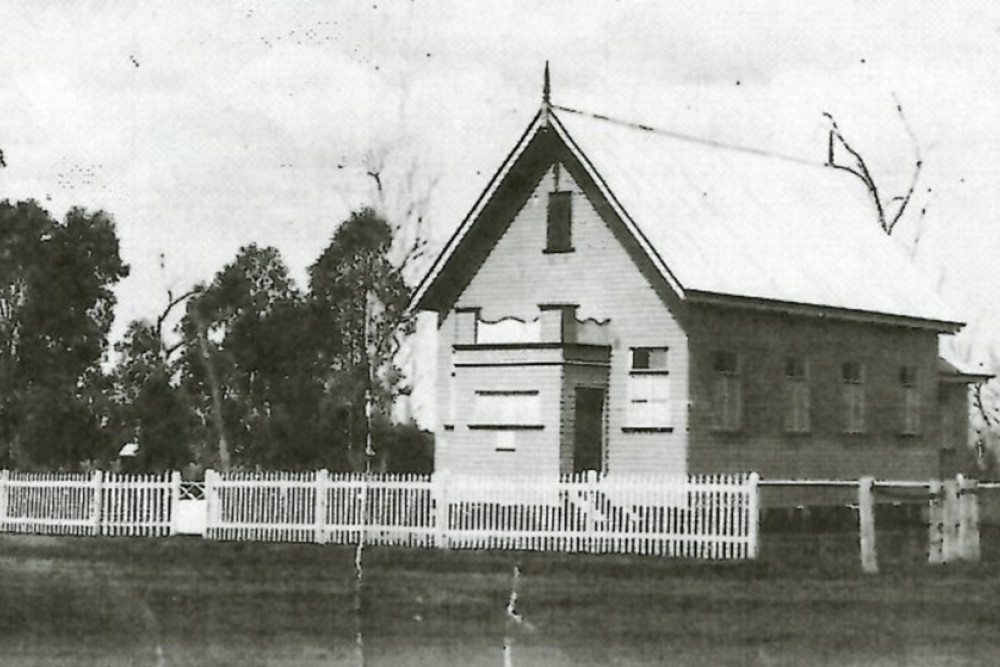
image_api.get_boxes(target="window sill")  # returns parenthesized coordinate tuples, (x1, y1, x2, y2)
(468, 424, 544, 431)
(622, 426, 674, 434)
(443, 424, 455, 431)
(898, 432, 922, 439)
(629, 369, 670, 376)
(542, 247, 575, 254)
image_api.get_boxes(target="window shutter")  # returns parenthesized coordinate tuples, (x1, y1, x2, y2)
(546, 192, 572, 252)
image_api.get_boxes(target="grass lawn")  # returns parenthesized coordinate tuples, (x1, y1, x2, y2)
(1, 529, 999, 666)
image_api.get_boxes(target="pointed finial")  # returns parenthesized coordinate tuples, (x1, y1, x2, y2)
(543, 61, 551, 107)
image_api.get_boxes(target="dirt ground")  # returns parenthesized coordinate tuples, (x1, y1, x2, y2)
(0, 528, 998, 666)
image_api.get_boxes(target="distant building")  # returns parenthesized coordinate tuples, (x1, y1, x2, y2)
(412, 70, 989, 483)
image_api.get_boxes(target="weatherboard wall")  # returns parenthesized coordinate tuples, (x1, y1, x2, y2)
(685, 305, 947, 481)
(434, 162, 689, 476)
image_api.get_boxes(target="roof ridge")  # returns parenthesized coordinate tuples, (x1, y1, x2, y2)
(551, 103, 825, 168)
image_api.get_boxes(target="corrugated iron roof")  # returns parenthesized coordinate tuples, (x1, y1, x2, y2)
(414, 102, 963, 330)
(552, 106, 961, 328)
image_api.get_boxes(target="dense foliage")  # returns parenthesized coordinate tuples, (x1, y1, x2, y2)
(0, 201, 128, 468)
(0, 200, 431, 472)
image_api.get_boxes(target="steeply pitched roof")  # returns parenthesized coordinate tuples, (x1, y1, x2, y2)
(414, 103, 963, 331)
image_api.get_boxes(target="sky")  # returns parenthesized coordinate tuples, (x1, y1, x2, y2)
(2, 1, 1000, 415)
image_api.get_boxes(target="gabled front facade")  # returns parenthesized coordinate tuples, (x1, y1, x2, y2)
(414, 81, 980, 482)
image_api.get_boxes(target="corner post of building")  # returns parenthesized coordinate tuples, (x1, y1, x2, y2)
(746, 471, 761, 560)
(168, 470, 182, 536)
(314, 468, 329, 545)
(958, 474, 980, 562)
(90, 469, 104, 537)
(0, 469, 9, 530)
(858, 476, 878, 574)
(928, 478, 944, 564)
(433, 470, 449, 549)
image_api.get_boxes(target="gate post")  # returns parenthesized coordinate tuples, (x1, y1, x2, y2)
(168, 470, 182, 536)
(0, 470, 9, 530)
(90, 469, 105, 537)
(204, 469, 217, 540)
(942, 477, 960, 563)
(928, 479, 944, 564)
(958, 475, 981, 562)
(314, 469, 329, 544)
(858, 476, 878, 574)
(747, 472, 761, 560)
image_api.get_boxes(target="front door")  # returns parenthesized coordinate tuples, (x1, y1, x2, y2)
(573, 387, 605, 473)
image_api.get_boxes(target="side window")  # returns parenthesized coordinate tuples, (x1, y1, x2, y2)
(712, 351, 742, 432)
(626, 347, 670, 429)
(784, 357, 810, 433)
(900, 365, 921, 435)
(842, 362, 865, 434)
(546, 191, 573, 253)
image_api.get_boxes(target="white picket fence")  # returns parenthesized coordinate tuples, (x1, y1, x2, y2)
(0, 469, 760, 560)
(0, 470, 178, 537)
(204, 470, 760, 559)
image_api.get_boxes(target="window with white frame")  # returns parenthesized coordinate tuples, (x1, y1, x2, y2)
(784, 356, 810, 433)
(625, 347, 671, 429)
(712, 351, 742, 432)
(470, 390, 542, 428)
(900, 365, 921, 435)
(842, 361, 865, 434)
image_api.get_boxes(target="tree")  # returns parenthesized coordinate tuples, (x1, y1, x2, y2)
(0, 201, 128, 468)
(110, 319, 196, 472)
(309, 207, 418, 470)
(179, 244, 333, 470)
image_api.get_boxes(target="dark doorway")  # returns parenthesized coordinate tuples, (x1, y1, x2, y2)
(573, 387, 605, 473)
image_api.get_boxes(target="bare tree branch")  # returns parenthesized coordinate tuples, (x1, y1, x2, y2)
(155, 288, 199, 343)
(824, 94, 924, 236)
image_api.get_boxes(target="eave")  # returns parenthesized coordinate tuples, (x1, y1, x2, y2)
(686, 289, 965, 334)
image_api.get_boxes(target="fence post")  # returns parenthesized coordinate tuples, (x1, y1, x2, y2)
(586, 470, 598, 554)
(168, 470, 182, 536)
(433, 471, 449, 549)
(958, 475, 980, 562)
(928, 479, 944, 564)
(0, 470, 8, 531)
(858, 476, 878, 574)
(90, 469, 104, 537)
(942, 477, 960, 563)
(314, 469, 329, 544)
(746, 472, 760, 560)
(204, 469, 216, 540)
